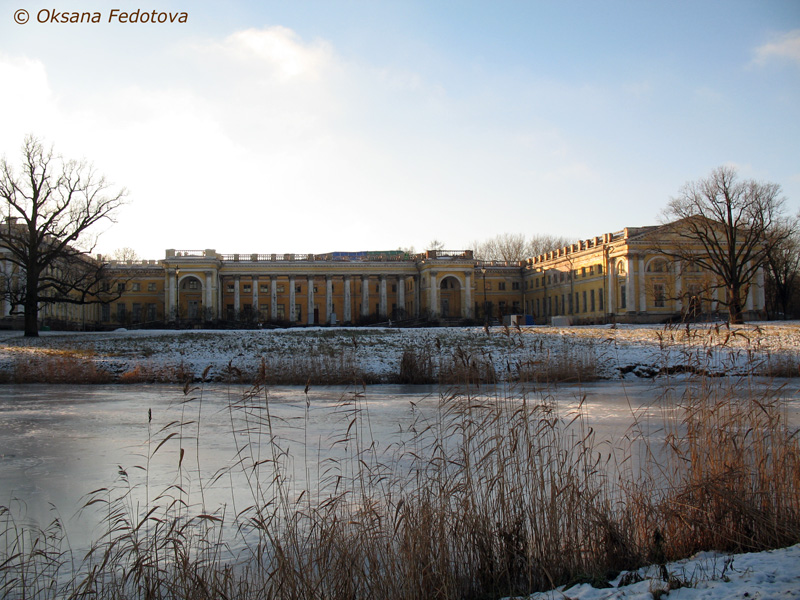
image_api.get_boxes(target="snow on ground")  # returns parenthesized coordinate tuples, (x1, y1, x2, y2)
(0, 321, 799, 382)
(505, 543, 800, 600)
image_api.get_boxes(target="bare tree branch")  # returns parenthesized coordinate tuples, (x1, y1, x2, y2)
(0, 135, 128, 336)
(660, 166, 788, 323)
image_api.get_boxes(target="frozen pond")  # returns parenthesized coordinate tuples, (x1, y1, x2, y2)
(1, 379, 799, 551)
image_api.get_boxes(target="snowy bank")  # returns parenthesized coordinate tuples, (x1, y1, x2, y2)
(0, 321, 798, 383)
(507, 543, 800, 599)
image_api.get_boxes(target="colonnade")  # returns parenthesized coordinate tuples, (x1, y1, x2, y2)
(167, 270, 424, 324)
(605, 254, 763, 315)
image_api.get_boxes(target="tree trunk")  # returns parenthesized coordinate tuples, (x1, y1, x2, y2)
(24, 295, 39, 336)
(728, 284, 744, 324)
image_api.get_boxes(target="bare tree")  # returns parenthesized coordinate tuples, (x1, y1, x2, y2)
(426, 239, 446, 251)
(112, 247, 140, 262)
(764, 215, 800, 319)
(662, 166, 789, 324)
(0, 136, 128, 336)
(473, 233, 572, 262)
(526, 233, 573, 258)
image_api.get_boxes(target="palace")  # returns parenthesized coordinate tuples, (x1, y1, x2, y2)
(0, 221, 767, 329)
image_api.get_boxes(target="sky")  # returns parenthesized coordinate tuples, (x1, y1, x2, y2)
(0, 1, 798, 260)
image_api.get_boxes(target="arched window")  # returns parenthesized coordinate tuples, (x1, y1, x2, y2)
(647, 259, 669, 273)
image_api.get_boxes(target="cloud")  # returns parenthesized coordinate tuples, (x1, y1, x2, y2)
(196, 26, 337, 83)
(751, 29, 800, 67)
(0, 55, 60, 156)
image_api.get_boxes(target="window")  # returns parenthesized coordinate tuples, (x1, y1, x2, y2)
(535, 279, 539, 288)
(296, 285, 302, 293)
(684, 262, 702, 273)
(259, 303, 269, 316)
(392, 284, 397, 292)
(260, 284, 269, 293)
(146, 303, 156, 321)
(582, 290, 588, 313)
(559, 272, 565, 282)
(101, 304, 110, 321)
(243, 284, 251, 293)
(277, 304, 285, 319)
(653, 283, 666, 308)
(620, 285, 627, 309)
(598, 289, 604, 310)
(148, 282, 157, 292)
(590, 289, 595, 312)
(498, 282, 506, 291)
(226, 284, 234, 293)
(132, 303, 142, 322)
(117, 303, 126, 321)
(512, 281, 520, 290)
(277, 285, 285, 293)
(648, 259, 669, 273)
(132, 282, 141, 292)
(597, 264, 603, 275)
(589, 266, 594, 275)
(512, 301, 520, 313)
(117, 283, 126, 293)
(296, 305, 302, 321)
(188, 280, 199, 290)
(568, 293, 573, 314)
(581, 267, 586, 277)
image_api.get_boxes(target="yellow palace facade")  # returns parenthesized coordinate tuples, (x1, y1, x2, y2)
(0, 222, 767, 329)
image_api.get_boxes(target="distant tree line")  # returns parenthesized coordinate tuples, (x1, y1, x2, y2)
(469, 233, 573, 263)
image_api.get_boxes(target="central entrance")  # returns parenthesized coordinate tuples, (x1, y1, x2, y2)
(439, 275, 462, 317)
(179, 275, 203, 320)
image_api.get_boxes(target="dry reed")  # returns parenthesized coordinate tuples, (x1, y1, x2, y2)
(1, 337, 799, 600)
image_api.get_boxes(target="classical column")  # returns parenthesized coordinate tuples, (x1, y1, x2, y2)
(607, 260, 616, 314)
(167, 269, 177, 321)
(379, 275, 388, 318)
(270, 277, 278, 320)
(252, 275, 259, 318)
(638, 258, 646, 314)
(307, 275, 315, 325)
(414, 274, 421, 317)
(755, 265, 765, 311)
(289, 275, 296, 322)
(205, 271, 213, 319)
(429, 271, 438, 318)
(234, 275, 241, 319)
(464, 272, 472, 318)
(674, 261, 682, 312)
(745, 261, 754, 311)
(361, 275, 369, 318)
(625, 257, 635, 313)
(344, 275, 352, 323)
(326, 275, 333, 324)
(217, 273, 223, 319)
(397, 275, 405, 318)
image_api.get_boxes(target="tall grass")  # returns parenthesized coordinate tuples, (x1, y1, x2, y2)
(2, 365, 799, 598)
